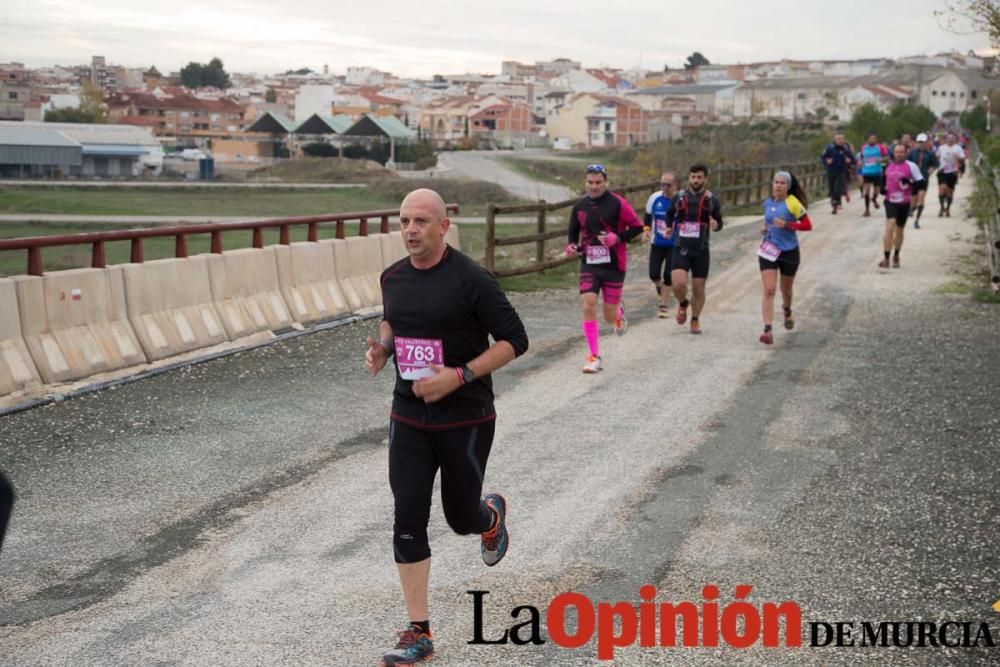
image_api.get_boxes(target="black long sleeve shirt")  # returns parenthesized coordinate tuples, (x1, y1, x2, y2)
(665, 188, 723, 255)
(566, 191, 644, 272)
(380, 245, 528, 430)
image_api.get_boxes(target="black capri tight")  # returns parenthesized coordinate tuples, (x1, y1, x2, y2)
(389, 420, 495, 563)
(0, 470, 14, 553)
(649, 245, 673, 285)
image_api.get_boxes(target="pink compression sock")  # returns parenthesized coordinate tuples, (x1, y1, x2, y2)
(583, 320, 599, 357)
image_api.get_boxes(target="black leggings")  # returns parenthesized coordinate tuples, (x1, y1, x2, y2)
(827, 171, 846, 206)
(0, 470, 14, 554)
(649, 245, 673, 284)
(389, 420, 495, 563)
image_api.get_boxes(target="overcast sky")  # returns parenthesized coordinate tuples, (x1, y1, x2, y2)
(1, 0, 992, 78)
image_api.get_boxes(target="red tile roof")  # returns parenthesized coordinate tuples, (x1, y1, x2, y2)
(106, 91, 244, 113)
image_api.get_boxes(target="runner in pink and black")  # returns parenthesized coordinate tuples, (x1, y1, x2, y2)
(565, 164, 644, 373)
(878, 145, 924, 269)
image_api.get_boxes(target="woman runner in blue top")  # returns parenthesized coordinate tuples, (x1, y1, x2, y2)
(758, 171, 813, 345)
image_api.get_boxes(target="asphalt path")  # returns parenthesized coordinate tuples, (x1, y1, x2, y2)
(436, 151, 577, 202)
(1, 187, 998, 665)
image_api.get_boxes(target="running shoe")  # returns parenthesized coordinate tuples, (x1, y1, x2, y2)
(863, 210, 870, 217)
(657, 305, 669, 318)
(873, 198, 880, 210)
(945, 209, 951, 217)
(759, 330, 774, 345)
(690, 317, 702, 335)
(614, 304, 628, 336)
(914, 219, 921, 229)
(675, 302, 688, 325)
(783, 311, 795, 330)
(878, 258, 890, 268)
(382, 627, 434, 666)
(481, 493, 508, 567)
(938, 208, 944, 217)
(892, 256, 900, 268)
(582, 354, 602, 373)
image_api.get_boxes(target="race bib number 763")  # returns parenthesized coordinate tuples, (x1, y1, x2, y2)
(395, 336, 443, 380)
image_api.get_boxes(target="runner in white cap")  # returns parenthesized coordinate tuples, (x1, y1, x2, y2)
(906, 133, 938, 229)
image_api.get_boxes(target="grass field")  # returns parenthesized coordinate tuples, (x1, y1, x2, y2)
(0, 179, 521, 219)
(0, 187, 396, 217)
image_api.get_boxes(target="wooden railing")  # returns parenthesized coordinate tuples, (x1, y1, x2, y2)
(0, 205, 458, 276)
(484, 161, 825, 278)
(971, 138, 1000, 291)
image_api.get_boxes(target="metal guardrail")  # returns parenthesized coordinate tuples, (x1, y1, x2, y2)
(483, 160, 825, 278)
(0, 205, 459, 277)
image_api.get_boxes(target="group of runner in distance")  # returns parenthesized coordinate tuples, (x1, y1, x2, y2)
(363, 126, 967, 665)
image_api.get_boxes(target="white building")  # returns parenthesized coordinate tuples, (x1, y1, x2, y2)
(294, 84, 336, 122)
(627, 83, 739, 120)
(918, 69, 998, 115)
(346, 67, 388, 86)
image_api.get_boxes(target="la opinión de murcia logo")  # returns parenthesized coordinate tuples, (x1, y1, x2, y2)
(468, 587, 999, 660)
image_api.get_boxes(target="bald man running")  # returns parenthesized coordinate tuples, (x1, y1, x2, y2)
(365, 188, 529, 666)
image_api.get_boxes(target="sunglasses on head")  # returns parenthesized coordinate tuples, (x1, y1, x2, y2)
(586, 164, 607, 175)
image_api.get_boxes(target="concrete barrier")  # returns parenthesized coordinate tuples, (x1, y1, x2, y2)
(206, 247, 295, 339)
(342, 236, 385, 308)
(331, 239, 364, 312)
(0, 278, 42, 395)
(274, 241, 350, 325)
(379, 230, 408, 269)
(445, 223, 461, 250)
(15, 268, 147, 384)
(119, 256, 229, 361)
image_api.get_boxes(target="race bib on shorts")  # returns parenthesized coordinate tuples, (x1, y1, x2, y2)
(585, 244, 612, 264)
(679, 222, 701, 238)
(888, 191, 905, 203)
(395, 336, 443, 380)
(758, 240, 781, 262)
(655, 219, 668, 238)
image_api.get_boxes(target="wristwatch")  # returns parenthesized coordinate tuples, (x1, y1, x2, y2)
(460, 365, 475, 384)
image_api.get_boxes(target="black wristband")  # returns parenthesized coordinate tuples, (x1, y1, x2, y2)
(380, 337, 395, 357)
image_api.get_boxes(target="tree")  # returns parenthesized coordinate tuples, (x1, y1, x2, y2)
(45, 107, 103, 123)
(935, 0, 1000, 49)
(684, 52, 710, 70)
(202, 58, 231, 89)
(180, 57, 232, 89)
(179, 62, 203, 89)
(265, 87, 277, 103)
(846, 102, 937, 146)
(79, 79, 107, 122)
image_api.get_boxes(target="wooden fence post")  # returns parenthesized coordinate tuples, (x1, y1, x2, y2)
(536, 202, 546, 265)
(485, 204, 497, 273)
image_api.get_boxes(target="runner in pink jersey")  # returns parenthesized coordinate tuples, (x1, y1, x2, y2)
(879, 145, 924, 269)
(565, 165, 644, 373)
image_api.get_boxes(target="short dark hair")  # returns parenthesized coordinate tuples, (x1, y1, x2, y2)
(689, 163, 708, 176)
